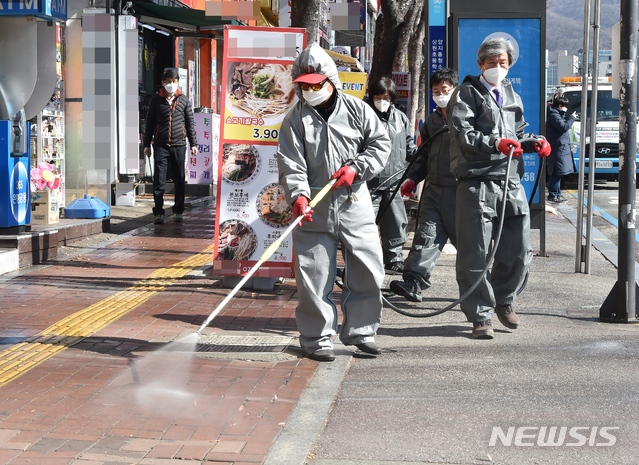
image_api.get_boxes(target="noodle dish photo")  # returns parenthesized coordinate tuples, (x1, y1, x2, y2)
(217, 220, 258, 261)
(227, 62, 297, 125)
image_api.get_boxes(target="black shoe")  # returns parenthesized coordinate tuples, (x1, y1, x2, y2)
(390, 277, 423, 302)
(385, 262, 404, 275)
(154, 215, 164, 225)
(547, 196, 566, 204)
(307, 348, 335, 362)
(355, 342, 382, 355)
(174, 213, 183, 223)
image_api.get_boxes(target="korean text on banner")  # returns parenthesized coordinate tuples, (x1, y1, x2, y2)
(188, 113, 220, 184)
(215, 26, 306, 278)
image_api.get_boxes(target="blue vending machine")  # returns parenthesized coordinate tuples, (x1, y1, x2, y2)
(0, 112, 31, 232)
(0, 1, 67, 233)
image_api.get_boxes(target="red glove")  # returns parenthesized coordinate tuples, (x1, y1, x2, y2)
(331, 166, 358, 190)
(401, 180, 416, 197)
(293, 196, 313, 226)
(535, 139, 551, 158)
(497, 138, 523, 157)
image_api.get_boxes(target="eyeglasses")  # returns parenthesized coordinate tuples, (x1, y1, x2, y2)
(298, 79, 328, 91)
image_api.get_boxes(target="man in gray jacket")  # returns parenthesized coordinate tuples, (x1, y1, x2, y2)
(448, 38, 550, 339)
(276, 44, 391, 361)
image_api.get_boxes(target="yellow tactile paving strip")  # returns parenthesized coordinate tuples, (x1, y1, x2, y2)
(0, 244, 216, 387)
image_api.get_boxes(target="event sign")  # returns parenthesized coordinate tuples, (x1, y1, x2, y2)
(214, 26, 306, 277)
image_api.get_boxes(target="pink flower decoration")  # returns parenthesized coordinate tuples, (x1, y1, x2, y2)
(38, 162, 54, 172)
(36, 178, 47, 190)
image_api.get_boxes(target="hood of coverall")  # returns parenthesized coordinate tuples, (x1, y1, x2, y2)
(291, 44, 342, 100)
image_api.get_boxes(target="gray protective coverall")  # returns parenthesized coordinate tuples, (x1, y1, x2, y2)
(276, 45, 391, 353)
(366, 103, 418, 266)
(448, 74, 537, 323)
(403, 109, 457, 288)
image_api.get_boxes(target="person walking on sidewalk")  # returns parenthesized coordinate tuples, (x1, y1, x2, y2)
(390, 68, 458, 302)
(276, 44, 391, 362)
(448, 38, 550, 339)
(366, 77, 418, 275)
(143, 69, 198, 225)
(546, 95, 577, 203)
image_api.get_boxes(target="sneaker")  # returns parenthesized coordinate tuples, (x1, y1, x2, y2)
(547, 196, 566, 204)
(385, 262, 404, 275)
(390, 277, 422, 302)
(472, 320, 494, 339)
(495, 304, 519, 329)
(174, 213, 183, 223)
(154, 215, 164, 225)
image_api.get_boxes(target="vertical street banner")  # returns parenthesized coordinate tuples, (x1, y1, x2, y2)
(188, 112, 220, 184)
(214, 26, 306, 277)
(428, 0, 446, 115)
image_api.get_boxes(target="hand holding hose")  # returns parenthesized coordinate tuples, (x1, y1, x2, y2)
(331, 166, 358, 189)
(497, 138, 523, 157)
(293, 196, 313, 226)
(401, 180, 416, 197)
(534, 139, 551, 157)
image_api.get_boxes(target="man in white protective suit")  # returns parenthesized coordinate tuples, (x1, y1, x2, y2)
(276, 44, 392, 361)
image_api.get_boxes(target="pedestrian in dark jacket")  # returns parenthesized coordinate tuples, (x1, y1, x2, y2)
(143, 69, 198, 224)
(546, 95, 576, 203)
(366, 77, 418, 275)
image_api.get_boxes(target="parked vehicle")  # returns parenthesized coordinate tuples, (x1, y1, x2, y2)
(552, 76, 639, 180)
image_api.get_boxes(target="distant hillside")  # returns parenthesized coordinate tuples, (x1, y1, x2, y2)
(547, 0, 620, 62)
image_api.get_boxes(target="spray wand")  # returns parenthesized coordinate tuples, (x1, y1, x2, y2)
(197, 178, 338, 334)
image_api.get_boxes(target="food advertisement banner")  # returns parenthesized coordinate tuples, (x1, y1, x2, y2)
(214, 26, 307, 277)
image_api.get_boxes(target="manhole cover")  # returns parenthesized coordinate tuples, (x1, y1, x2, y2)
(196, 334, 293, 353)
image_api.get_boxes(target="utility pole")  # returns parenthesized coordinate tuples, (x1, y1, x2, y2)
(600, 0, 639, 322)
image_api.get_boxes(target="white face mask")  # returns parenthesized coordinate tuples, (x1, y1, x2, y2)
(164, 82, 178, 94)
(302, 86, 331, 106)
(433, 92, 452, 108)
(483, 66, 509, 86)
(374, 99, 391, 113)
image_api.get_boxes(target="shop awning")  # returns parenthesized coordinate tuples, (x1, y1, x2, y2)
(325, 49, 366, 73)
(131, 1, 241, 33)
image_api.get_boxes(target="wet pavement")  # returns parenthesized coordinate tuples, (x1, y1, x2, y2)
(0, 197, 638, 464)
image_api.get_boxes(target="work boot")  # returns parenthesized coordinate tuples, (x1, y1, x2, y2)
(355, 342, 382, 355)
(307, 348, 335, 362)
(385, 262, 404, 275)
(390, 277, 422, 302)
(495, 304, 519, 329)
(472, 320, 494, 339)
(154, 215, 164, 225)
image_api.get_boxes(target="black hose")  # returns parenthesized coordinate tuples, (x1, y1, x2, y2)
(375, 126, 449, 224)
(380, 137, 542, 318)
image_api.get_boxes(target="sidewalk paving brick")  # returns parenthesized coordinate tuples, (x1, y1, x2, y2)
(0, 206, 318, 464)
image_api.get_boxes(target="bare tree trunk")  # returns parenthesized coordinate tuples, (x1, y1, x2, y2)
(394, 0, 423, 73)
(291, 0, 321, 46)
(407, 1, 426, 128)
(369, 0, 413, 85)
